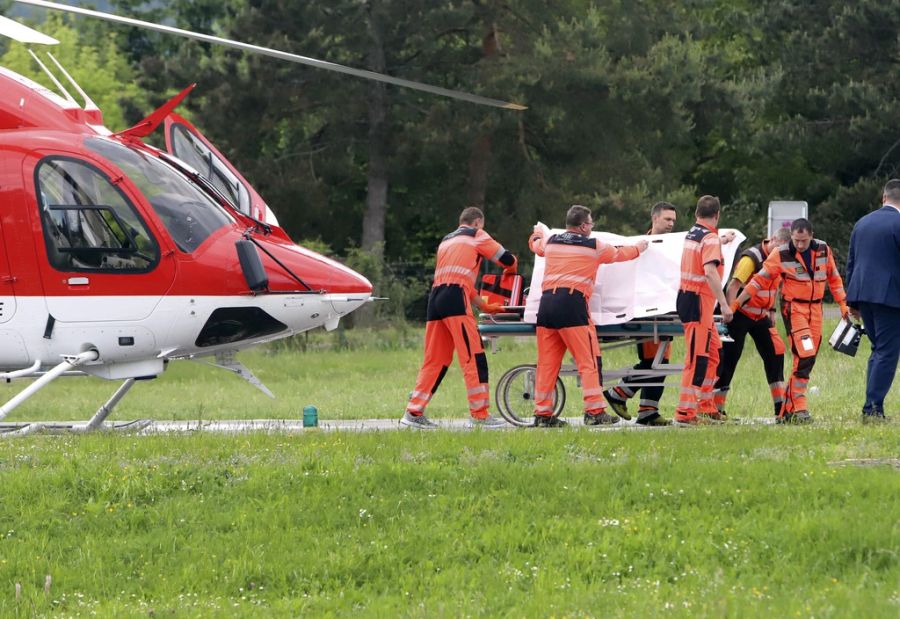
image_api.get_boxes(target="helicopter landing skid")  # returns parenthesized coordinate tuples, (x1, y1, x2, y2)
(0, 356, 145, 436)
(0, 418, 152, 437)
(0, 350, 100, 422)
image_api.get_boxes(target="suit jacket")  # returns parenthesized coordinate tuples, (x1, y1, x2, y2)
(846, 205, 900, 308)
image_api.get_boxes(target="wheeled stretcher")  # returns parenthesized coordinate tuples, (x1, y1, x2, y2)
(475, 225, 744, 427)
(478, 312, 727, 426)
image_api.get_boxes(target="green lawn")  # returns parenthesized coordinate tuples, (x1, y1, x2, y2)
(0, 313, 897, 617)
(0, 314, 879, 424)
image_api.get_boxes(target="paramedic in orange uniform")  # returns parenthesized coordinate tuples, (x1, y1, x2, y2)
(674, 195, 734, 425)
(732, 218, 848, 424)
(604, 201, 677, 426)
(530, 205, 649, 427)
(713, 227, 790, 418)
(401, 207, 517, 430)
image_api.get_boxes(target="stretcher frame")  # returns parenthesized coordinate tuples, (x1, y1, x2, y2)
(479, 311, 721, 426)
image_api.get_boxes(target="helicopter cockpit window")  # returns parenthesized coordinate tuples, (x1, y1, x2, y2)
(36, 157, 158, 273)
(169, 124, 251, 215)
(85, 138, 233, 253)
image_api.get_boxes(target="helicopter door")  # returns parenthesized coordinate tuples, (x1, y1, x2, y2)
(29, 155, 176, 323)
(164, 113, 275, 224)
(0, 215, 15, 325)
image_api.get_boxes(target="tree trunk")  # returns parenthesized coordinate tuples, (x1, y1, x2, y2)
(465, 22, 499, 208)
(466, 134, 492, 207)
(361, 1, 388, 262)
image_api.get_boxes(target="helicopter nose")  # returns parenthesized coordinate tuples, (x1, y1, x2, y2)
(263, 242, 373, 295)
(330, 263, 373, 296)
(305, 253, 373, 295)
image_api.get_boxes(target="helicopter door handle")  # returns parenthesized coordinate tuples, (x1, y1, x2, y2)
(67, 277, 90, 286)
(0, 275, 15, 284)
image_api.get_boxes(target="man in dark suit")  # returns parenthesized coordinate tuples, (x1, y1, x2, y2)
(846, 179, 900, 421)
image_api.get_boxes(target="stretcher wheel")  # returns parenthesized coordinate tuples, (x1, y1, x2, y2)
(494, 364, 566, 427)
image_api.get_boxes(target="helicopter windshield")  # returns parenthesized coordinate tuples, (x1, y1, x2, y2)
(85, 137, 233, 253)
(168, 123, 251, 215)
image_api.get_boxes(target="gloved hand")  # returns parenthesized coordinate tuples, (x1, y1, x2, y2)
(839, 303, 850, 320)
(502, 257, 518, 275)
(480, 302, 505, 314)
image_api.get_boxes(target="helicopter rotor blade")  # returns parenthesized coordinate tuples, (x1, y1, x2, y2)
(14, 0, 526, 110)
(0, 14, 58, 44)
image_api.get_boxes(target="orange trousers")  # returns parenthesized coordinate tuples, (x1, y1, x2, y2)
(534, 325, 605, 416)
(781, 301, 822, 415)
(676, 319, 721, 417)
(407, 313, 490, 419)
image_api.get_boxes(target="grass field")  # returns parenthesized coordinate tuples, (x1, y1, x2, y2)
(0, 313, 898, 617)
(0, 315, 882, 423)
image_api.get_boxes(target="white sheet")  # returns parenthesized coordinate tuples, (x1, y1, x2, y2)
(523, 225, 746, 325)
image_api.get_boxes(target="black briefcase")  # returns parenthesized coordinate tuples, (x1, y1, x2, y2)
(828, 318, 864, 357)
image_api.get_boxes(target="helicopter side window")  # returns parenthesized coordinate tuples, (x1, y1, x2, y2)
(85, 137, 233, 254)
(169, 124, 251, 215)
(35, 158, 159, 273)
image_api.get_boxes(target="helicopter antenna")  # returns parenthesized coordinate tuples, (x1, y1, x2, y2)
(15, 0, 527, 111)
(26, 48, 78, 106)
(46, 51, 100, 113)
(0, 14, 58, 45)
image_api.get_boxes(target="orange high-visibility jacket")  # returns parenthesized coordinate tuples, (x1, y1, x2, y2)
(678, 223, 723, 298)
(734, 242, 781, 319)
(433, 226, 510, 298)
(529, 229, 640, 300)
(746, 239, 846, 305)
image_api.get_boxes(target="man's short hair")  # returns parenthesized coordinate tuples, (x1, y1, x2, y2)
(651, 201, 676, 218)
(772, 227, 792, 244)
(459, 206, 484, 225)
(695, 195, 720, 219)
(566, 205, 593, 228)
(884, 179, 900, 202)
(790, 218, 813, 234)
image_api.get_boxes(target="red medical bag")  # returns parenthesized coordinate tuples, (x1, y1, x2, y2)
(478, 273, 524, 308)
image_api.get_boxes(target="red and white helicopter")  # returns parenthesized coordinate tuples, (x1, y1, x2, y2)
(0, 0, 523, 434)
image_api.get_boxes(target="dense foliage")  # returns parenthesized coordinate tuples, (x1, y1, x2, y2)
(4, 1, 899, 284)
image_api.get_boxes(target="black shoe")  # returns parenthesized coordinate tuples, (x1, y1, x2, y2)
(777, 410, 812, 425)
(583, 411, 619, 426)
(636, 412, 671, 426)
(533, 415, 568, 428)
(861, 408, 887, 423)
(603, 390, 632, 420)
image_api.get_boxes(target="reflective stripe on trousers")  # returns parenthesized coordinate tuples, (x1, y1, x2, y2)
(534, 325, 606, 415)
(407, 313, 491, 418)
(781, 302, 822, 414)
(714, 310, 786, 414)
(676, 320, 721, 416)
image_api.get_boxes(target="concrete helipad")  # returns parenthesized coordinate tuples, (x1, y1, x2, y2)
(1, 416, 779, 436)
(146, 416, 778, 433)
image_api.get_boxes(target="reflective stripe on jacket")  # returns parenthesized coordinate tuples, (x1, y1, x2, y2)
(529, 229, 640, 300)
(678, 223, 723, 298)
(745, 239, 846, 305)
(736, 242, 780, 318)
(433, 226, 507, 297)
